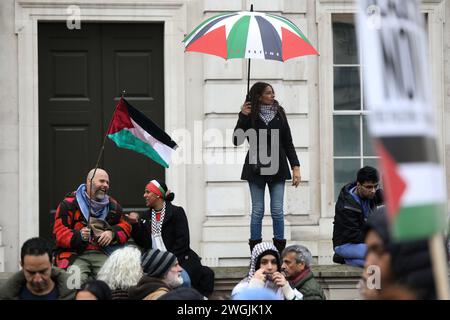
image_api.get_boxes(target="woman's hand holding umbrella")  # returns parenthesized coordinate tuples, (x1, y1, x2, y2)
(241, 102, 252, 116)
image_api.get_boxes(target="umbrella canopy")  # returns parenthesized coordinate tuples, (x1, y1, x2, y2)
(183, 10, 318, 61)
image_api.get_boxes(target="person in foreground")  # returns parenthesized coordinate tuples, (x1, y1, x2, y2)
(0, 237, 75, 300)
(231, 242, 303, 300)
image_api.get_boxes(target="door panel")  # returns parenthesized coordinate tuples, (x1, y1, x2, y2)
(102, 23, 165, 209)
(38, 23, 165, 240)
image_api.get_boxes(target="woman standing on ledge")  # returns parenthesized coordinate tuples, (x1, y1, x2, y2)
(233, 82, 301, 254)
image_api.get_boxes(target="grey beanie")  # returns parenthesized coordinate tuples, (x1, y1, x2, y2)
(141, 249, 177, 278)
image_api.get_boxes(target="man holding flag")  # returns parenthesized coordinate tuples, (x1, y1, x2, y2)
(53, 168, 131, 285)
(52, 93, 178, 287)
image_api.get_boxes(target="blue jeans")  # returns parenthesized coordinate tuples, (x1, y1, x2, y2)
(248, 180, 285, 240)
(334, 243, 367, 267)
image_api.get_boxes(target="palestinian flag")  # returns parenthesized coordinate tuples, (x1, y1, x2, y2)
(107, 98, 178, 168)
(377, 137, 447, 241)
(356, 0, 448, 241)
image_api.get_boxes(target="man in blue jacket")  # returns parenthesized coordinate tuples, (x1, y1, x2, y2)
(332, 166, 383, 267)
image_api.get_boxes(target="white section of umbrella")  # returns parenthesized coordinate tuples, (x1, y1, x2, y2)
(245, 15, 265, 59)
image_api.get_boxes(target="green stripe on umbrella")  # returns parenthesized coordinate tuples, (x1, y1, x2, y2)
(227, 15, 251, 59)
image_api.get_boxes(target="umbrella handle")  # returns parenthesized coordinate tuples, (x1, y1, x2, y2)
(246, 58, 251, 101)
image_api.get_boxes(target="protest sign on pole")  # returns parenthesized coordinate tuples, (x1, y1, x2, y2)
(356, 0, 449, 299)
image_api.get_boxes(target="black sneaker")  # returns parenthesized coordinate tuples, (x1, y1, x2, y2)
(333, 253, 345, 264)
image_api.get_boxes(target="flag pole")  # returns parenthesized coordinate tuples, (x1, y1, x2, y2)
(86, 90, 125, 241)
(90, 90, 123, 183)
(429, 233, 450, 299)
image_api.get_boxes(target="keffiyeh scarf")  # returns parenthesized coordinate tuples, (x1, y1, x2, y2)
(151, 202, 167, 250)
(259, 104, 277, 125)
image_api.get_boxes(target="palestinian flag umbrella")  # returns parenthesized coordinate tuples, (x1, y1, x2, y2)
(183, 5, 318, 96)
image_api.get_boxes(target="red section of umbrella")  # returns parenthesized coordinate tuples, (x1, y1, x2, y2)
(281, 28, 319, 61)
(377, 141, 407, 218)
(185, 25, 228, 60)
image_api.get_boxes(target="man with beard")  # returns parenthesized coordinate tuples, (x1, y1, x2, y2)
(53, 168, 131, 285)
(0, 237, 75, 300)
(332, 166, 384, 267)
(128, 249, 185, 300)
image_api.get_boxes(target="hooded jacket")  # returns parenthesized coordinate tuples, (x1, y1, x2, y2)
(333, 182, 383, 248)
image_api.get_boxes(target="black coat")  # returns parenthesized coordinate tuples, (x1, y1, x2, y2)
(131, 202, 214, 296)
(332, 182, 384, 248)
(233, 111, 300, 183)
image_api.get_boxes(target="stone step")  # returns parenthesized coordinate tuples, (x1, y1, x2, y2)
(210, 265, 363, 300)
(202, 218, 293, 242)
(199, 240, 325, 267)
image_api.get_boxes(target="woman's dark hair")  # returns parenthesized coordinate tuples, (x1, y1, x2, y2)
(155, 179, 175, 202)
(76, 280, 112, 300)
(248, 82, 287, 127)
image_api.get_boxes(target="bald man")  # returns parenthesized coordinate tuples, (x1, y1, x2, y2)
(53, 168, 131, 286)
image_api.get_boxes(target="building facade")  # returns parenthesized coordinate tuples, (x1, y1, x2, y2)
(0, 0, 448, 272)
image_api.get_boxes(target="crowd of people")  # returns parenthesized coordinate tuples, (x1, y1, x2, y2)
(0, 82, 443, 300)
(0, 162, 325, 300)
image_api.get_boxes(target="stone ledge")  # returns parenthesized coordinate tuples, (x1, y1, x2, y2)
(210, 265, 363, 300)
(212, 265, 362, 279)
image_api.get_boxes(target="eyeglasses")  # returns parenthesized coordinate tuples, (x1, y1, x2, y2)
(361, 184, 379, 191)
